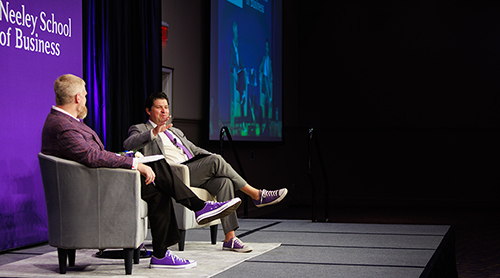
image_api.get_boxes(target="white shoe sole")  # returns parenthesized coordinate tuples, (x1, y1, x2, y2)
(149, 261, 197, 269)
(196, 198, 241, 225)
(223, 246, 253, 253)
(255, 188, 288, 208)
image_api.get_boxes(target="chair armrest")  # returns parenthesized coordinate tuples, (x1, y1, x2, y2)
(170, 164, 190, 186)
(39, 153, 145, 249)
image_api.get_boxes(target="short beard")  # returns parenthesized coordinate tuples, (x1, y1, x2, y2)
(77, 105, 88, 119)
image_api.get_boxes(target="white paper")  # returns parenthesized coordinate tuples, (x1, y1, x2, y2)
(136, 155, 165, 163)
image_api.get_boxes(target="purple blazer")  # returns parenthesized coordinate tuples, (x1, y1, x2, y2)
(41, 108, 133, 169)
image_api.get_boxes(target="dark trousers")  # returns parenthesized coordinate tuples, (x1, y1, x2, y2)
(140, 159, 201, 257)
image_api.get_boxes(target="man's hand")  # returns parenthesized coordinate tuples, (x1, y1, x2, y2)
(137, 163, 155, 185)
(152, 116, 173, 136)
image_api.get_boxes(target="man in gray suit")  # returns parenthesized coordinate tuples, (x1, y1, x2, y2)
(124, 92, 287, 253)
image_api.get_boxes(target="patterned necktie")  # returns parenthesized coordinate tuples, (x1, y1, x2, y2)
(164, 130, 193, 159)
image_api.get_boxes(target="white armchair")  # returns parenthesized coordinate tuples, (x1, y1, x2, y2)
(169, 164, 220, 251)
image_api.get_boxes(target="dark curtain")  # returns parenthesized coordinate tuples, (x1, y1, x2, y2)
(83, 0, 162, 152)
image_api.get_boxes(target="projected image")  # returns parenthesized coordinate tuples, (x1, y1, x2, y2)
(210, 0, 282, 141)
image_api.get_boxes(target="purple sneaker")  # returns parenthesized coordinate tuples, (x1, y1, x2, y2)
(149, 250, 196, 269)
(253, 188, 288, 208)
(223, 237, 253, 253)
(195, 198, 241, 225)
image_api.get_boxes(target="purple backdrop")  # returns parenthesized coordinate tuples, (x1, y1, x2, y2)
(0, 0, 82, 251)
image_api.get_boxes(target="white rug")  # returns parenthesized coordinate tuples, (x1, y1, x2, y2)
(0, 241, 281, 277)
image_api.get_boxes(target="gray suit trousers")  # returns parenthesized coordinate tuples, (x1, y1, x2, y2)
(184, 154, 247, 234)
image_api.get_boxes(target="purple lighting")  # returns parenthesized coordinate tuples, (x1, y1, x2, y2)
(0, 0, 83, 251)
(85, 0, 108, 146)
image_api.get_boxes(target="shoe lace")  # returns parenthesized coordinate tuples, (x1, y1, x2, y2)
(262, 189, 279, 198)
(229, 237, 244, 248)
(167, 250, 189, 264)
(234, 237, 244, 246)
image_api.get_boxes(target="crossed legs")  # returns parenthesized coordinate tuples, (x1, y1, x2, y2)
(186, 154, 286, 245)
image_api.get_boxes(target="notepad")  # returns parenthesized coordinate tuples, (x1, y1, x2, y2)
(136, 154, 165, 163)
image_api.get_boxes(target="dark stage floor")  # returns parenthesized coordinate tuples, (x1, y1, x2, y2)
(244, 199, 500, 278)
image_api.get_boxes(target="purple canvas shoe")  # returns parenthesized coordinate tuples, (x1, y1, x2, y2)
(223, 237, 253, 253)
(149, 250, 196, 269)
(195, 198, 241, 225)
(253, 188, 288, 208)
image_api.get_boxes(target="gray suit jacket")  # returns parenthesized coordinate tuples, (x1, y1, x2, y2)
(123, 122, 212, 158)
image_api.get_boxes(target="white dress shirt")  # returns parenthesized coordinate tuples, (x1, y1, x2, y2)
(149, 120, 188, 164)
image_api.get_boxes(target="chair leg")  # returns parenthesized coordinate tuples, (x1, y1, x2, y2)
(178, 229, 186, 251)
(123, 248, 133, 275)
(57, 248, 67, 274)
(133, 248, 140, 264)
(210, 225, 218, 244)
(68, 249, 76, 267)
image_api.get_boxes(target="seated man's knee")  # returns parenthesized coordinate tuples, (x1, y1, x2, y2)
(211, 154, 225, 163)
(207, 154, 227, 169)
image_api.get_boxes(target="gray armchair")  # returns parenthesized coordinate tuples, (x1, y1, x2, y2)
(170, 164, 220, 251)
(38, 153, 148, 275)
